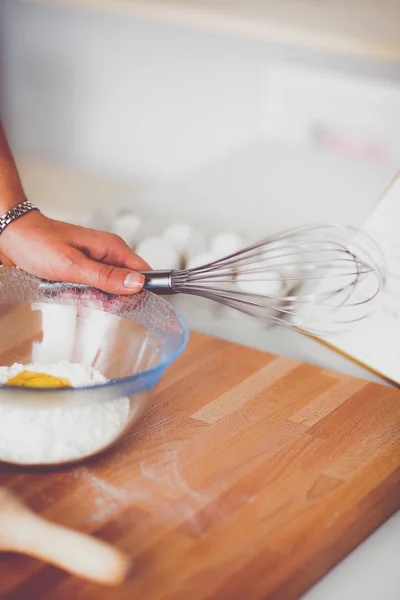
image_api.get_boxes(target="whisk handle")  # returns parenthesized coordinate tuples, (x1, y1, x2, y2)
(37, 270, 176, 295)
(141, 270, 175, 294)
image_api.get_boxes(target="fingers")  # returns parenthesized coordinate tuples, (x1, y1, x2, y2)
(72, 229, 151, 271)
(62, 250, 146, 295)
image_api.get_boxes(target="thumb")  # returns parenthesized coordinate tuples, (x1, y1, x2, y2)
(74, 255, 145, 295)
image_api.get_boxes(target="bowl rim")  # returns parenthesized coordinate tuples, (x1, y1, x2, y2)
(0, 286, 189, 395)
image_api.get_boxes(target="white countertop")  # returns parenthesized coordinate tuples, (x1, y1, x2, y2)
(303, 510, 400, 600)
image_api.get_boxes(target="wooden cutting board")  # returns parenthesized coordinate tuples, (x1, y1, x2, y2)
(0, 331, 399, 600)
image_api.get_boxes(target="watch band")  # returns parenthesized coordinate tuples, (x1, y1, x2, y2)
(0, 200, 39, 235)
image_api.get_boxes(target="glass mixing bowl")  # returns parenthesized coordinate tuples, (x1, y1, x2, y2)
(0, 267, 188, 467)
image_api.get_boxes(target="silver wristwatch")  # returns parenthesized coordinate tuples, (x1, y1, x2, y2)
(0, 200, 39, 235)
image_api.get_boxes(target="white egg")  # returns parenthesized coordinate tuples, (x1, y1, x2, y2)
(216, 273, 283, 326)
(261, 242, 301, 288)
(210, 232, 244, 259)
(186, 231, 207, 260)
(162, 223, 192, 253)
(186, 251, 218, 271)
(163, 224, 207, 265)
(111, 213, 142, 247)
(235, 271, 282, 297)
(136, 237, 180, 270)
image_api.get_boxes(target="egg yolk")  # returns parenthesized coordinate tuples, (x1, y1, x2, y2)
(5, 371, 71, 388)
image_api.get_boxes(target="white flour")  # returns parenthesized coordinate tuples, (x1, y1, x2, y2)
(0, 362, 130, 465)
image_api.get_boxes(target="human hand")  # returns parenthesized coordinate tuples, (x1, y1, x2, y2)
(0, 211, 150, 295)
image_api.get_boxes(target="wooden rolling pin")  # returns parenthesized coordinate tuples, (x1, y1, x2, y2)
(0, 487, 130, 585)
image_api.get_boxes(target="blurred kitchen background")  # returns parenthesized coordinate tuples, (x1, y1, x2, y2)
(1, 0, 400, 377)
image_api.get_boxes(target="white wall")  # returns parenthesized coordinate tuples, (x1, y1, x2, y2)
(0, 0, 267, 179)
(0, 0, 398, 234)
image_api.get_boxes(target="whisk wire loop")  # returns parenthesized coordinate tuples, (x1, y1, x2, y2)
(167, 224, 385, 336)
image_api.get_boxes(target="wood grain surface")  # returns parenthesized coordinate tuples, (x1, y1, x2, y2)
(0, 331, 399, 600)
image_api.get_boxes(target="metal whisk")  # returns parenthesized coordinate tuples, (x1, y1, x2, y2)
(142, 224, 385, 337)
(39, 224, 385, 338)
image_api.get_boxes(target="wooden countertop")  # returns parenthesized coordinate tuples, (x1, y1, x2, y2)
(0, 331, 399, 599)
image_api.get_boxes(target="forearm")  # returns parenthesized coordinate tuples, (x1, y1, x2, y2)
(0, 121, 26, 212)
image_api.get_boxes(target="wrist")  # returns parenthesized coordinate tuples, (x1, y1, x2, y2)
(0, 200, 40, 237)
